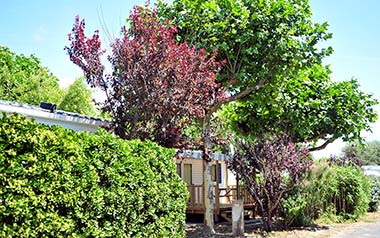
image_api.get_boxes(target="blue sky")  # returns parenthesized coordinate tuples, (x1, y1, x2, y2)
(1, 0, 146, 86)
(1, 0, 379, 156)
(309, 0, 380, 157)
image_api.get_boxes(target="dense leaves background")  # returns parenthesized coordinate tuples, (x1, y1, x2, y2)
(281, 161, 371, 226)
(0, 46, 63, 105)
(0, 46, 96, 116)
(0, 114, 188, 238)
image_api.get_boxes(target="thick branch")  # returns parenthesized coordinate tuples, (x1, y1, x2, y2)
(207, 78, 266, 117)
(308, 137, 336, 152)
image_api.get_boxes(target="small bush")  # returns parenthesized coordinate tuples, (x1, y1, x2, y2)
(281, 188, 312, 227)
(368, 177, 380, 212)
(333, 165, 370, 220)
(0, 114, 188, 237)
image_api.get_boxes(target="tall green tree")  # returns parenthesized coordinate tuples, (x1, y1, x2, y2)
(222, 64, 378, 151)
(158, 0, 333, 232)
(343, 141, 380, 165)
(59, 77, 96, 115)
(0, 46, 63, 105)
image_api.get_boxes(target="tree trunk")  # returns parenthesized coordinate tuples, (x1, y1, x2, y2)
(203, 159, 215, 234)
(202, 113, 215, 235)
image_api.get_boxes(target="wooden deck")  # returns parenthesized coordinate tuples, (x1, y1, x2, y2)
(186, 184, 255, 218)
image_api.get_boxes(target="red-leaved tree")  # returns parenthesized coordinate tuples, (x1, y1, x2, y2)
(230, 135, 312, 231)
(65, 6, 225, 148)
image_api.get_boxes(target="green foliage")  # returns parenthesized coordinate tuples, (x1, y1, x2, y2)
(159, 1, 378, 151)
(281, 162, 334, 226)
(58, 77, 96, 116)
(158, 0, 332, 87)
(0, 46, 63, 105)
(281, 188, 312, 227)
(333, 165, 370, 220)
(343, 141, 380, 165)
(221, 65, 378, 147)
(368, 177, 380, 212)
(281, 161, 371, 226)
(0, 114, 188, 237)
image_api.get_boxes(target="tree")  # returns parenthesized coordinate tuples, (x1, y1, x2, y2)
(65, 7, 224, 148)
(343, 141, 380, 165)
(158, 0, 332, 232)
(230, 135, 311, 231)
(58, 77, 96, 116)
(221, 64, 378, 151)
(0, 46, 63, 105)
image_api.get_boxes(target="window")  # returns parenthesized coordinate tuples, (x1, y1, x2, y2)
(212, 163, 222, 184)
(184, 164, 192, 185)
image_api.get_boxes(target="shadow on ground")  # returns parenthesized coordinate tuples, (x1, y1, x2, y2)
(185, 215, 329, 238)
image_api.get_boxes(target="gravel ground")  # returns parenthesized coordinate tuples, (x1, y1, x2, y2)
(185, 212, 380, 238)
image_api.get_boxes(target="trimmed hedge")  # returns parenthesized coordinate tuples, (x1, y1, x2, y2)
(0, 113, 188, 237)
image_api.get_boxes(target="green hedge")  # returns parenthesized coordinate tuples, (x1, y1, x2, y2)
(0, 113, 188, 237)
(281, 162, 370, 225)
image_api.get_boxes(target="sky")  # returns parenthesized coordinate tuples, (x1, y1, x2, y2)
(1, 0, 379, 157)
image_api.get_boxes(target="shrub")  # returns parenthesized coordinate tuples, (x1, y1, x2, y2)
(280, 163, 335, 226)
(281, 161, 371, 225)
(230, 135, 311, 231)
(0, 113, 188, 237)
(368, 177, 380, 212)
(333, 165, 370, 220)
(281, 188, 312, 227)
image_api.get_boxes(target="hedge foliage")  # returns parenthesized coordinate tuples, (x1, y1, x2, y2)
(0, 113, 188, 237)
(368, 177, 380, 212)
(281, 162, 371, 225)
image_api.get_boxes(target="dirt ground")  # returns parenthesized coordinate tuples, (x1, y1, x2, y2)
(185, 212, 380, 238)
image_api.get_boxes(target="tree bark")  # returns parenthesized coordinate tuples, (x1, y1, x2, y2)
(200, 80, 266, 234)
(203, 159, 215, 234)
(202, 112, 215, 235)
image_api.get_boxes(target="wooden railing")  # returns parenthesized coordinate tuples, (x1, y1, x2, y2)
(218, 185, 255, 205)
(186, 184, 204, 213)
(186, 184, 254, 214)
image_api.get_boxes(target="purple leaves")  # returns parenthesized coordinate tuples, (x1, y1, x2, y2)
(65, 6, 225, 148)
(230, 135, 311, 231)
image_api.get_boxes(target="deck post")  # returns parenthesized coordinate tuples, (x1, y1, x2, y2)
(232, 199, 244, 238)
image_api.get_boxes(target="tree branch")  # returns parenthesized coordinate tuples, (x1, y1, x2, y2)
(208, 78, 266, 117)
(308, 137, 336, 152)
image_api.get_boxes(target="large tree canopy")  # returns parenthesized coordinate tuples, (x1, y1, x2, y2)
(0, 46, 63, 105)
(158, 0, 332, 91)
(221, 64, 378, 151)
(158, 0, 335, 233)
(159, 0, 378, 150)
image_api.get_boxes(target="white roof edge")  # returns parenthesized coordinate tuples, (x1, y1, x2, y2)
(177, 149, 230, 161)
(0, 100, 110, 130)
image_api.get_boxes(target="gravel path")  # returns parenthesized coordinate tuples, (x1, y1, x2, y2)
(186, 212, 380, 238)
(332, 221, 380, 238)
